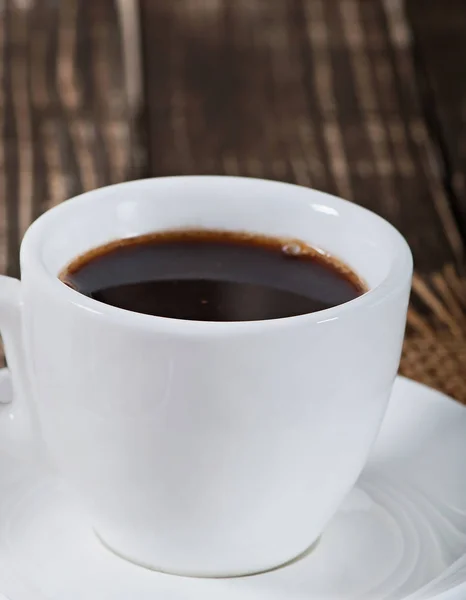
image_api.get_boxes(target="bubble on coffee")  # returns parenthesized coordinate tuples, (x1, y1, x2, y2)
(281, 242, 302, 257)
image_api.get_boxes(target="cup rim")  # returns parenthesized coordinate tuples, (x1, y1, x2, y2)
(20, 176, 413, 335)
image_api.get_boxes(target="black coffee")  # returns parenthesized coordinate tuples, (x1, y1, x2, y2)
(60, 230, 365, 321)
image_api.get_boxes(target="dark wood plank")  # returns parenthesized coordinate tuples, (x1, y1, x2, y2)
(140, 0, 463, 275)
(406, 0, 466, 245)
(0, 0, 145, 278)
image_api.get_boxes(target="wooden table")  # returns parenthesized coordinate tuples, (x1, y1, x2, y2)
(0, 0, 464, 401)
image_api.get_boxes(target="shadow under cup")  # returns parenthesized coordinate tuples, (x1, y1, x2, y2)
(19, 177, 413, 577)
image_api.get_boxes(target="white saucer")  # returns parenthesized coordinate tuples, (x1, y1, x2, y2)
(1, 372, 466, 600)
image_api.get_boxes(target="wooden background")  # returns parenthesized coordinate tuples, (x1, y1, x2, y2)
(0, 0, 464, 400)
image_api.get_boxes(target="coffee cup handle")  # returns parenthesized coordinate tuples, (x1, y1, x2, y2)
(0, 276, 35, 424)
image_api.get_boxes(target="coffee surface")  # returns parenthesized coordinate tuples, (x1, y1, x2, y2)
(60, 230, 365, 321)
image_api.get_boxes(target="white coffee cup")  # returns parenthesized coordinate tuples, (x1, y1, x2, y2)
(0, 176, 412, 577)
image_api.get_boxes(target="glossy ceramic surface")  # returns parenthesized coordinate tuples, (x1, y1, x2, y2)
(0, 177, 412, 575)
(1, 373, 465, 599)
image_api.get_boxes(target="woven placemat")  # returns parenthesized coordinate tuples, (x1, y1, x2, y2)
(402, 267, 466, 403)
(401, 335, 466, 403)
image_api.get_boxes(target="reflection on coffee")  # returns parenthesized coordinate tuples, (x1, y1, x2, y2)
(60, 230, 366, 321)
